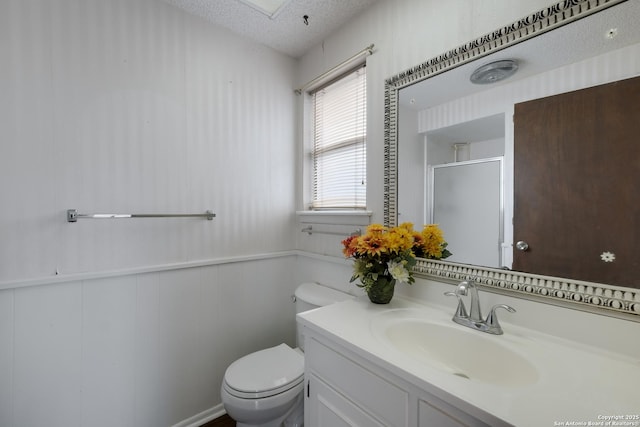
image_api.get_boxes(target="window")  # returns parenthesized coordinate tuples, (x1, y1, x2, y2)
(310, 65, 366, 210)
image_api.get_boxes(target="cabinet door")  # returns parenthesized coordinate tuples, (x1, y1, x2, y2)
(307, 375, 387, 427)
(305, 337, 408, 426)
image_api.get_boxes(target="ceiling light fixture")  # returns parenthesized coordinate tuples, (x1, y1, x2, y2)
(470, 59, 519, 85)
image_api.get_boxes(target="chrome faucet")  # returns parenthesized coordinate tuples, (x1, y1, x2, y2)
(456, 279, 483, 322)
(444, 279, 516, 335)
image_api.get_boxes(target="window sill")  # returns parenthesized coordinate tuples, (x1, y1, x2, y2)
(296, 210, 372, 226)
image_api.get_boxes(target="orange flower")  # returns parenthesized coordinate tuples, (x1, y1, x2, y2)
(357, 233, 386, 257)
(412, 231, 424, 247)
(341, 235, 359, 257)
(342, 223, 450, 293)
(341, 222, 450, 292)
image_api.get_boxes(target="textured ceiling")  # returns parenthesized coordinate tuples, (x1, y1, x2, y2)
(163, 0, 380, 58)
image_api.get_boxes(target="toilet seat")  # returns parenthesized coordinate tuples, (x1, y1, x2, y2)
(223, 343, 304, 399)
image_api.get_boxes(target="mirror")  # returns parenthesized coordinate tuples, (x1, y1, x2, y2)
(384, 0, 640, 319)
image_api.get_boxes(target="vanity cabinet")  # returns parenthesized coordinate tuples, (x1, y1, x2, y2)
(304, 331, 491, 427)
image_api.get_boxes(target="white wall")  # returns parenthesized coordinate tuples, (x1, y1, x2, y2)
(0, 0, 299, 426)
(296, 0, 553, 228)
(294, 0, 553, 257)
(397, 105, 425, 225)
(0, 0, 296, 283)
(294, 0, 554, 294)
(2, 0, 638, 425)
(296, 0, 640, 362)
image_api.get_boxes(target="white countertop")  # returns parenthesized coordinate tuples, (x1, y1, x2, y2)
(298, 296, 640, 427)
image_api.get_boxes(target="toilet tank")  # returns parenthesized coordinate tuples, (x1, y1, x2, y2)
(294, 282, 353, 350)
(294, 282, 352, 313)
(295, 283, 354, 350)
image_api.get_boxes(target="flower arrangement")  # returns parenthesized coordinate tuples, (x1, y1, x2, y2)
(341, 223, 451, 302)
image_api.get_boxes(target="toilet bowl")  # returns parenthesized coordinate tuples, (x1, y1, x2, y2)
(221, 283, 352, 427)
(221, 344, 304, 427)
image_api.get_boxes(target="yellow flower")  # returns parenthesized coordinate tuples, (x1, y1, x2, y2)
(366, 223, 387, 234)
(420, 224, 445, 258)
(342, 222, 450, 292)
(385, 226, 414, 252)
(398, 222, 415, 232)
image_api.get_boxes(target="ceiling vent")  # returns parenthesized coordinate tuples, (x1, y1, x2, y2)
(236, 0, 292, 18)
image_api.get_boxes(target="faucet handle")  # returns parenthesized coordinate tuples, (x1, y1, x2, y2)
(455, 280, 473, 296)
(485, 304, 516, 334)
(444, 291, 469, 319)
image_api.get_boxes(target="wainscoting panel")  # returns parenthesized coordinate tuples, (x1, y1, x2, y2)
(82, 276, 137, 427)
(13, 282, 83, 427)
(1, 255, 297, 427)
(0, 290, 14, 427)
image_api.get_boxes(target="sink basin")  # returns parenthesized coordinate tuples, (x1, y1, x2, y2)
(373, 312, 538, 387)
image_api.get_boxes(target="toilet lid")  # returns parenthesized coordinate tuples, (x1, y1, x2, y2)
(224, 343, 304, 397)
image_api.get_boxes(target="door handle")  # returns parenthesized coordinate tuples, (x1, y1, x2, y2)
(516, 241, 529, 251)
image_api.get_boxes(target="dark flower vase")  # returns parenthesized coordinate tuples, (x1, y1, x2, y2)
(367, 276, 396, 304)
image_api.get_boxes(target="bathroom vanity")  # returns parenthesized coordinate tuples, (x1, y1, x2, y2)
(303, 327, 496, 426)
(297, 297, 640, 426)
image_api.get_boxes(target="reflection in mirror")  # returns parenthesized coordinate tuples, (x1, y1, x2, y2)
(399, 114, 506, 269)
(431, 157, 503, 268)
(385, 0, 640, 318)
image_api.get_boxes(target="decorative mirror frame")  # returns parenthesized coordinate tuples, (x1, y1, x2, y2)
(383, 0, 639, 320)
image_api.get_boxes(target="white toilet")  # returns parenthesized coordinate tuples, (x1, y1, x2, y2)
(221, 282, 353, 427)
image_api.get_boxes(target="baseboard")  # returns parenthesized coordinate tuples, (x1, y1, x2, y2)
(172, 404, 226, 427)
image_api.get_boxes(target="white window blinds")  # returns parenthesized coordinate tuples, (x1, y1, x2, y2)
(311, 65, 366, 209)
